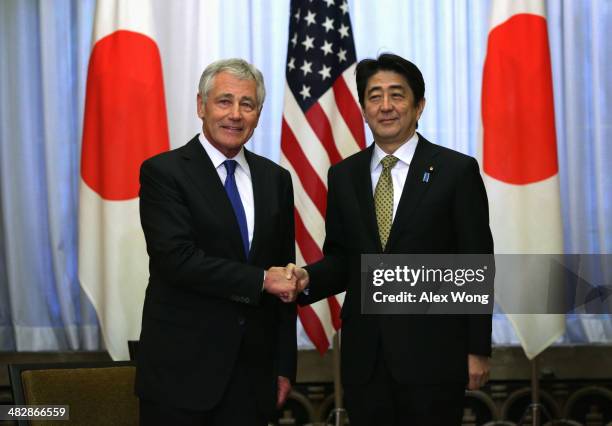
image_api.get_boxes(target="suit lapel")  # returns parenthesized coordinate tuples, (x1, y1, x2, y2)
(387, 134, 440, 250)
(181, 136, 247, 260)
(350, 145, 383, 252)
(245, 150, 264, 262)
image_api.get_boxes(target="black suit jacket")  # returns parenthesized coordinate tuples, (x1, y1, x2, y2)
(135, 135, 297, 413)
(302, 134, 493, 386)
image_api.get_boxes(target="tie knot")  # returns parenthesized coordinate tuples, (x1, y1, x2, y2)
(224, 159, 238, 176)
(380, 155, 399, 170)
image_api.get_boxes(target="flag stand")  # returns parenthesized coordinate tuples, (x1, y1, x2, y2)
(518, 355, 552, 426)
(326, 333, 346, 426)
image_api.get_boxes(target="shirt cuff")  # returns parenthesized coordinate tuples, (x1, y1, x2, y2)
(262, 270, 266, 292)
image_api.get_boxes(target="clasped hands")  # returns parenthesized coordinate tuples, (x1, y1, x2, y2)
(264, 263, 309, 303)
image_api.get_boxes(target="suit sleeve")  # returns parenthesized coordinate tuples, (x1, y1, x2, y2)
(299, 167, 349, 305)
(275, 170, 298, 381)
(139, 158, 264, 305)
(454, 157, 494, 356)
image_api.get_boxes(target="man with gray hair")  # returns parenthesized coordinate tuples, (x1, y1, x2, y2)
(136, 58, 298, 425)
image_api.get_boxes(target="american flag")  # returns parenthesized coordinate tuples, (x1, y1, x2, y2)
(280, 0, 365, 353)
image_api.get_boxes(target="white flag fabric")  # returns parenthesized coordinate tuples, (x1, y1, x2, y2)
(481, 0, 565, 359)
(79, 0, 169, 360)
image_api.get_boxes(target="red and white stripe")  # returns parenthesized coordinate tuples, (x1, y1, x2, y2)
(281, 64, 365, 353)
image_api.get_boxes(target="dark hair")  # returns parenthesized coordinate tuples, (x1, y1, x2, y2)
(356, 53, 425, 108)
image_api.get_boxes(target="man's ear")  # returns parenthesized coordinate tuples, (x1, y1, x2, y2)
(197, 93, 205, 119)
(416, 97, 426, 121)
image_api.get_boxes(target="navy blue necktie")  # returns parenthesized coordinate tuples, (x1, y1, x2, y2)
(223, 160, 249, 257)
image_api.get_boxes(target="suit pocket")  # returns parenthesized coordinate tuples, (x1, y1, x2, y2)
(145, 300, 201, 327)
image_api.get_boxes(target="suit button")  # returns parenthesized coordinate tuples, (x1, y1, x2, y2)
(238, 317, 246, 326)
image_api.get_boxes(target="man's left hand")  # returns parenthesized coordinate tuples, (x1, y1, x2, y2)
(467, 354, 490, 390)
(277, 376, 292, 408)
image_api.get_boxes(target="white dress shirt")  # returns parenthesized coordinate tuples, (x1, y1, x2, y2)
(199, 133, 255, 249)
(370, 132, 419, 222)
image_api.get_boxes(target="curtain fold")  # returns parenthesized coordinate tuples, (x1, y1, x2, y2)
(0, 0, 100, 351)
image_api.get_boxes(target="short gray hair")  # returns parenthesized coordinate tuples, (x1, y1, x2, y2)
(198, 58, 266, 112)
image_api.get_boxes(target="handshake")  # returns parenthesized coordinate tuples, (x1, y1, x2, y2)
(263, 263, 310, 303)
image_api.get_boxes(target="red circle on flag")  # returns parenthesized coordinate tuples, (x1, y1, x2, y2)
(81, 30, 169, 200)
(482, 14, 558, 184)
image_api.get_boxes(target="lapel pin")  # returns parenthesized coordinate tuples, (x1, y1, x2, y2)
(422, 172, 430, 183)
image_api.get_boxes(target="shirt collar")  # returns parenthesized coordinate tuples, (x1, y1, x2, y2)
(198, 132, 250, 177)
(371, 131, 419, 172)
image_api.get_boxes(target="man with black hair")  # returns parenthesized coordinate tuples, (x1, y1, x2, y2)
(288, 53, 493, 425)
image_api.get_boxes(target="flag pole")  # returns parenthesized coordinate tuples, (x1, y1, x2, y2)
(518, 354, 551, 426)
(329, 333, 345, 426)
(530, 355, 540, 426)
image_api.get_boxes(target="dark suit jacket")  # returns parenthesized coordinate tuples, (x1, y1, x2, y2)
(135, 135, 297, 413)
(301, 134, 493, 386)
